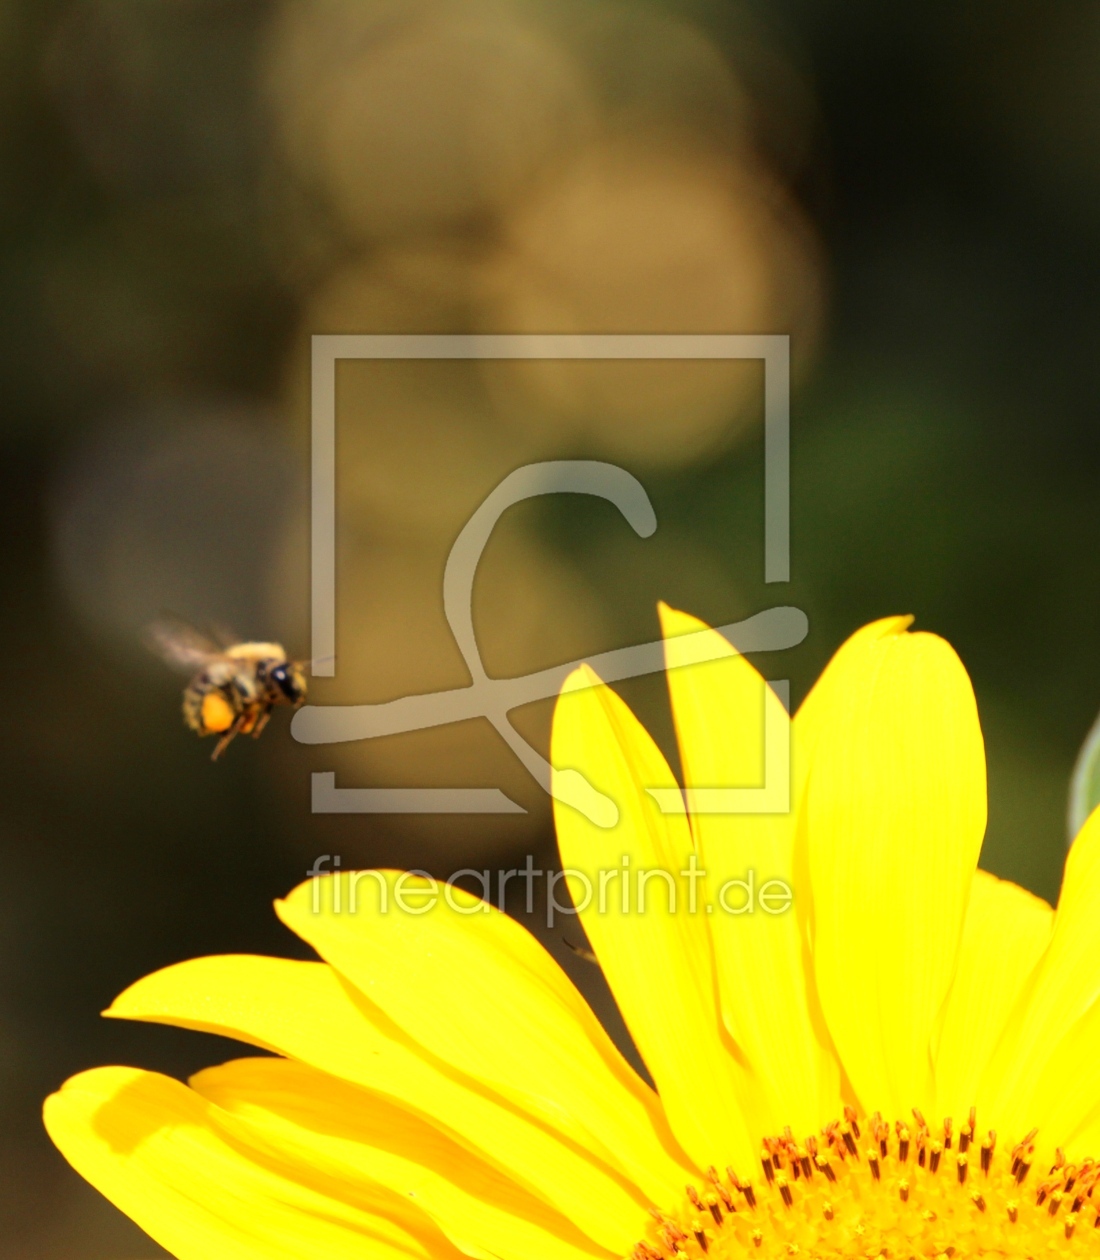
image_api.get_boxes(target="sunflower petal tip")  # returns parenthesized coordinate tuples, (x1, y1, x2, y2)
(272, 893, 297, 924)
(561, 663, 603, 695)
(102, 979, 142, 1020)
(552, 767, 620, 828)
(657, 601, 708, 637)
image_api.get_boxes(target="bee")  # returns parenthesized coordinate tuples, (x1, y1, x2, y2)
(147, 620, 307, 760)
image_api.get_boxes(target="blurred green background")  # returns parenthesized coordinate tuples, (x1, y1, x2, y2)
(3, 0, 1100, 1254)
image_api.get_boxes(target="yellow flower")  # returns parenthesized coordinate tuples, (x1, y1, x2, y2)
(45, 608, 1100, 1257)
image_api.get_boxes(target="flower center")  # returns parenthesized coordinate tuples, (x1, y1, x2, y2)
(635, 1108, 1097, 1258)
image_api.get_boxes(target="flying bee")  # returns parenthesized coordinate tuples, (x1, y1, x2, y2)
(147, 620, 307, 760)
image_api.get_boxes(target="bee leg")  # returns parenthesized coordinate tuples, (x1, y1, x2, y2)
(211, 718, 244, 761)
(250, 706, 273, 738)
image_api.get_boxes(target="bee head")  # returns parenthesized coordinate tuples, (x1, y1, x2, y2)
(269, 661, 306, 704)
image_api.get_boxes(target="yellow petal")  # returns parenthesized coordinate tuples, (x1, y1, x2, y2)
(43, 1066, 458, 1260)
(192, 1056, 610, 1260)
(658, 603, 840, 1135)
(1028, 987, 1100, 1154)
(552, 664, 757, 1174)
(931, 869, 1052, 1121)
(1013, 993, 1100, 1157)
(788, 617, 915, 959)
(106, 954, 649, 1252)
(978, 804, 1100, 1139)
(793, 616, 915, 789)
(276, 873, 692, 1207)
(805, 629, 987, 1118)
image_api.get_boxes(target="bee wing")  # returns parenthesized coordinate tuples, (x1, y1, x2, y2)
(207, 620, 243, 651)
(145, 618, 224, 672)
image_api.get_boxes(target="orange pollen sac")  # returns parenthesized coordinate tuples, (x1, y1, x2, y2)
(631, 1111, 1099, 1259)
(200, 691, 235, 733)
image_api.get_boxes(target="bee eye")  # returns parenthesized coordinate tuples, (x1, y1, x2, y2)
(270, 663, 301, 701)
